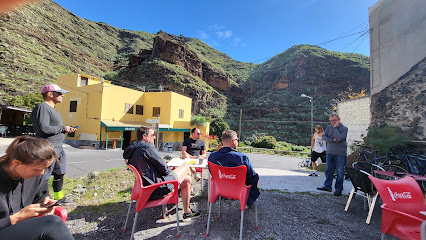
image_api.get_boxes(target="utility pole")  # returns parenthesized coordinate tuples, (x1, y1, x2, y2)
(238, 109, 242, 140)
(155, 114, 160, 149)
(301, 94, 314, 135)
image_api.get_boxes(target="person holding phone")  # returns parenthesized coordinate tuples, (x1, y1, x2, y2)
(31, 84, 77, 202)
(0, 136, 74, 239)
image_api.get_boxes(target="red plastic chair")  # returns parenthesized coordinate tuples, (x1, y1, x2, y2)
(369, 175, 426, 240)
(206, 162, 258, 240)
(123, 165, 180, 239)
(195, 167, 204, 191)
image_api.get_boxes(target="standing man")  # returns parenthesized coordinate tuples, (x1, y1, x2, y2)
(124, 126, 200, 220)
(317, 112, 348, 196)
(182, 128, 206, 181)
(31, 84, 76, 201)
(208, 130, 260, 206)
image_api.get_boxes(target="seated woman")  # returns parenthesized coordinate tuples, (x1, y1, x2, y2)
(0, 136, 74, 240)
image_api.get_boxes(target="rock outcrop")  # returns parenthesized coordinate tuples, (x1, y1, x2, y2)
(129, 31, 233, 91)
(370, 56, 426, 140)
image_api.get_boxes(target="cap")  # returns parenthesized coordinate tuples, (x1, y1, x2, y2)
(41, 84, 69, 94)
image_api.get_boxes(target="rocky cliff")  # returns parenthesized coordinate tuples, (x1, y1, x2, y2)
(0, 0, 371, 145)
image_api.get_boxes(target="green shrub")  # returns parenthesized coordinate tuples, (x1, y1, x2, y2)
(190, 115, 208, 127)
(252, 136, 278, 149)
(365, 125, 413, 154)
(209, 118, 230, 141)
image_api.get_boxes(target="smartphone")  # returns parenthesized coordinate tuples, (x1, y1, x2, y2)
(43, 198, 66, 208)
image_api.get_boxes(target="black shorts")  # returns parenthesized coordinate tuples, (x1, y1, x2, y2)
(43, 147, 66, 180)
(311, 151, 326, 163)
(150, 172, 178, 200)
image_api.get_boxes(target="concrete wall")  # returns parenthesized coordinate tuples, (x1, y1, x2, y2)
(369, 0, 426, 95)
(337, 96, 371, 151)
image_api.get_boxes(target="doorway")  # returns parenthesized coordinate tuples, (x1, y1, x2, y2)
(123, 131, 132, 149)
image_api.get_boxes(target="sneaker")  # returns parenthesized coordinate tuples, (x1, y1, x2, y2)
(183, 210, 201, 221)
(334, 191, 342, 196)
(309, 173, 319, 177)
(193, 173, 201, 182)
(317, 187, 332, 192)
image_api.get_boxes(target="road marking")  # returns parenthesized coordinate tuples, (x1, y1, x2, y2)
(67, 161, 88, 164)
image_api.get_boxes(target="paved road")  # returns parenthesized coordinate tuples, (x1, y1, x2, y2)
(0, 138, 352, 194)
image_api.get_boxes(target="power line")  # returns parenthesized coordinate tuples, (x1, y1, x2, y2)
(352, 32, 370, 53)
(316, 30, 368, 46)
(339, 30, 369, 52)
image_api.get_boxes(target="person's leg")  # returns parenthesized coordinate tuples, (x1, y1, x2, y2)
(52, 148, 67, 200)
(190, 167, 201, 181)
(334, 155, 347, 192)
(311, 151, 319, 172)
(0, 215, 74, 240)
(52, 174, 64, 199)
(172, 164, 192, 213)
(323, 154, 336, 190)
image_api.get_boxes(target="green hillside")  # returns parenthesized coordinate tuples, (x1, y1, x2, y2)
(0, 0, 154, 102)
(0, 1, 371, 145)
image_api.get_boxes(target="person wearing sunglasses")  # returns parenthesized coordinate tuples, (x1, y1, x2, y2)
(208, 130, 260, 207)
(31, 84, 77, 203)
(182, 128, 206, 182)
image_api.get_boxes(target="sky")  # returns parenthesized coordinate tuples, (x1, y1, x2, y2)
(53, 0, 378, 63)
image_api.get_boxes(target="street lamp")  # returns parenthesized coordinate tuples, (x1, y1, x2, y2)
(301, 94, 313, 135)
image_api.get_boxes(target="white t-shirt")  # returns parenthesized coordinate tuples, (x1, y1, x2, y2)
(312, 133, 326, 153)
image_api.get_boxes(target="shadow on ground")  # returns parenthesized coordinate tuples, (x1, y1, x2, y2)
(65, 175, 388, 240)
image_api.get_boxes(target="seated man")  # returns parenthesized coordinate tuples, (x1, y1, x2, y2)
(123, 126, 200, 220)
(208, 130, 260, 206)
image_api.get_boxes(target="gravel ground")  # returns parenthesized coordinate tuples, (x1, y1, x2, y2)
(65, 180, 387, 240)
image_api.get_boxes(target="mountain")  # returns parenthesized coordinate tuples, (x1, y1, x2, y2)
(0, 0, 370, 145)
(0, 0, 154, 101)
(235, 45, 370, 144)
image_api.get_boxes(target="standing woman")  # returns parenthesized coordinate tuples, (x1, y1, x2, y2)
(0, 136, 74, 240)
(309, 125, 327, 176)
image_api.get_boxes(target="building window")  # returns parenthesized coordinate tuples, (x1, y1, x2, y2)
(136, 105, 143, 115)
(68, 132, 75, 137)
(70, 101, 77, 112)
(80, 77, 88, 86)
(125, 103, 134, 114)
(153, 107, 160, 117)
(179, 109, 184, 118)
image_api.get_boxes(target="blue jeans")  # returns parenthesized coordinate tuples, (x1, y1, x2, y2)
(324, 154, 346, 191)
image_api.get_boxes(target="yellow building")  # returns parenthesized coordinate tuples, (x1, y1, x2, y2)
(55, 73, 209, 150)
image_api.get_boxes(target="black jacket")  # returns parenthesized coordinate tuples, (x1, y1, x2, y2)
(123, 141, 173, 198)
(0, 166, 49, 230)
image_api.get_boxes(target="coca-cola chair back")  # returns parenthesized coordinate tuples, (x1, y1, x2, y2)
(369, 175, 425, 217)
(208, 162, 251, 210)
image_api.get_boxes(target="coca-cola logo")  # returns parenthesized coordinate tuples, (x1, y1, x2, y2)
(218, 169, 236, 180)
(387, 187, 412, 201)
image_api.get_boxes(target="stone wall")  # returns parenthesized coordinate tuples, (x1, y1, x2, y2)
(337, 96, 371, 150)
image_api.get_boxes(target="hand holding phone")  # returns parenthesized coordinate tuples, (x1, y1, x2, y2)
(42, 198, 66, 208)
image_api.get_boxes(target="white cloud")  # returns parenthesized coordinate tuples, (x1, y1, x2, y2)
(208, 24, 225, 31)
(217, 30, 232, 39)
(197, 31, 209, 40)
